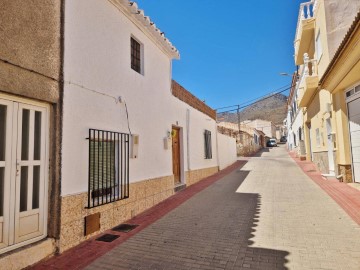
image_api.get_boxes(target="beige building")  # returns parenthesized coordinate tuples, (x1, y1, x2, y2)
(319, 11, 360, 182)
(217, 122, 266, 156)
(294, 0, 360, 176)
(242, 119, 276, 139)
(0, 0, 62, 267)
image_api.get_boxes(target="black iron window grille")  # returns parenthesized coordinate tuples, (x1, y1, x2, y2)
(204, 130, 212, 159)
(131, 37, 141, 73)
(88, 129, 129, 208)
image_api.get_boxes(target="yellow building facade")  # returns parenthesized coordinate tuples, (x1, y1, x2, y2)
(294, 0, 360, 179)
(319, 12, 360, 182)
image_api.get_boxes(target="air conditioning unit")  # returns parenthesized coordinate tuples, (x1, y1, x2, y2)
(130, 134, 139, 159)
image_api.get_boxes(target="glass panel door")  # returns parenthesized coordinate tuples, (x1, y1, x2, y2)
(14, 103, 47, 244)
(0, 97, 48, 253)
(0, 99, 13, 250)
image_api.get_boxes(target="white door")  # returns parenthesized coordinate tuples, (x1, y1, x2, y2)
(0, 98, 48, 253)
(348, 98, 360, 183)
(326, 119, 335, 176)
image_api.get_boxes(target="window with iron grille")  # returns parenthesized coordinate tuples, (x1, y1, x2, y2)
(88, 129, 129, 208)
(131, 37, 142, 74)
(204, 130, 212, 159)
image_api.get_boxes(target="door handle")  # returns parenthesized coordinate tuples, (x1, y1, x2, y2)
(16, 161, 20, 176)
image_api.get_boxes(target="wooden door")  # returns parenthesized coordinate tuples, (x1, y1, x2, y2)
(172, 127, 181, 184)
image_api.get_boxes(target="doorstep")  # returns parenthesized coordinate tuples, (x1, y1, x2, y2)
(174, 183, 186, 193)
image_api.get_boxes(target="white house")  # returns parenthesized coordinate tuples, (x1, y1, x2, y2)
(60, 0, 236, 252)
(286, 72, 304, 155)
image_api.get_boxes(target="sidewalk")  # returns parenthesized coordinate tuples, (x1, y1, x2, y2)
(289, 152, 360, 225)
(29, 161, 245, 270)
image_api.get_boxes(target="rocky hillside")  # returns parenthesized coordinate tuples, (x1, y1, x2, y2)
(217, 93, 288, 125)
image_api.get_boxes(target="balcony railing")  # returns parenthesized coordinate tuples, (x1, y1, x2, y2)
(294, 1, 318, 56)
(298, 53, 319, 107)
(303, 53, 318, 77)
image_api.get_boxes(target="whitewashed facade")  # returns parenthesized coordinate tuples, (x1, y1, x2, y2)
(60, 0, 237, 252)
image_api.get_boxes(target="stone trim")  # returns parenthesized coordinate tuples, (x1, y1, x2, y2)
(338, 164, 353, 183)
(186, 166, 219, 186)
(171, 80, 216, 120)
(60, 175, 174, 252)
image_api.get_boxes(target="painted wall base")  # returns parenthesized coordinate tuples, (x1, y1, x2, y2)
(0, 239, 55, 270)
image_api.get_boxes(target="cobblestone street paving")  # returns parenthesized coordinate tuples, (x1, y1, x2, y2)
(86, 145, 360, 270)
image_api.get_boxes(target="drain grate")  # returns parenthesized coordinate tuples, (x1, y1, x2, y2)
(112, 224, 139, 233)
(96, 234, 120, 242)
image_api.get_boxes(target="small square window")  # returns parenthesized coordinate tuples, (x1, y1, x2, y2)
(131, 37, 142, 74)
(355, 85, 360, 93)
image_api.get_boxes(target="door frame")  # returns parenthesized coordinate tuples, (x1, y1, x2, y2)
(346, 94, 360, 183)
(0, 94, 49, 255)
(326, 118, 335, 175)
(171, 125, 184, 185)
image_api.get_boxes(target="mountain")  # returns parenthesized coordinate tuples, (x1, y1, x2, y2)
(217, 93, 288, 125)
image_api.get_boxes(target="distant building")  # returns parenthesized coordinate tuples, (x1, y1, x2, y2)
(242, 119, 276, 139)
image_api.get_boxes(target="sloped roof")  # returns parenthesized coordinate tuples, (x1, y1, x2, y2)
(109, 0, 180, 59)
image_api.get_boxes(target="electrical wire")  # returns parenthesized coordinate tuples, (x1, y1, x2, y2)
(64, 80, 133, 136)
(217, 85, 294, 114)
(124, 102, 132, 136)
(215, 84, 291, 111)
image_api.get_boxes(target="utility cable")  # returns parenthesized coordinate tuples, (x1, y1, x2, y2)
(217, 85, 294, 114)
(215, 83, 291, 111)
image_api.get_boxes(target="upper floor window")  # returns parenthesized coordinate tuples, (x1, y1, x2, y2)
(131, 37, 142, 74)
(316, 31, 322, 61)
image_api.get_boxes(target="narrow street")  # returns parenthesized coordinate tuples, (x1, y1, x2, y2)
(80, 145, 360, 270)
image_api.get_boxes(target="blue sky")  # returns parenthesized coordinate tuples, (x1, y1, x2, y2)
(136, 0, 304, 110)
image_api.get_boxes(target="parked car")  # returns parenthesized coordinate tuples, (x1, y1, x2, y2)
(280, 136, 287, 143)
(267, 138, 277, 147)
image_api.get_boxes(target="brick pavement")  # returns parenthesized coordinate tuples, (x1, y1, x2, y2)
(31, 146, 360, 270)
(29, 161, 245, 270)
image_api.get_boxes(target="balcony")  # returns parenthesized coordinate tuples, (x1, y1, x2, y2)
(294, 1, 318, 65)
(298, 54, 319, 107)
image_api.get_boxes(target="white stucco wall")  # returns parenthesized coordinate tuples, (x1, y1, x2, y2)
(62, 0, 219, 196)
(217, 133, 237, 170)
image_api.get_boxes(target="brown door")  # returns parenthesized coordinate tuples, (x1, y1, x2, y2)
(172, 127, 181, 184)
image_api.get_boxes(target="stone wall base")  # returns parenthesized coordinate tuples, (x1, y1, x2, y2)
(338, 164, 353, 183)
(0, 239, 56, 270)
(186, 166, 219, 186)
(60, 167, 220, 253)
(312, 151, 330, 174)
(60, 175, 174, 252)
